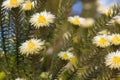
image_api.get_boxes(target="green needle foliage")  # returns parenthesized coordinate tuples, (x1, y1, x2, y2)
(0, 0, 120, 80)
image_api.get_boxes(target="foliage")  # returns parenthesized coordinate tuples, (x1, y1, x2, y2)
(0, 0, 120, 80)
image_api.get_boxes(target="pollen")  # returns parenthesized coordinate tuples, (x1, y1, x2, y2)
(28, 41, 35, 48)
(25, 1, 32, 9)
(73, 18, 80, 25)
(99, 37, 107, 44)
(62, 53, 69, 59)
(112, 35, 120, 43)
(38, 15, 46, 23)
(10, 0, 18, 5)
(113, 56, 120, 64)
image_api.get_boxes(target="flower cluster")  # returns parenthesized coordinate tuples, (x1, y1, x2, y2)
(68, 16, 94, 28)
(2, 0, 35, 11)
(58, 51, 74, 60)
(2, 0, 56, 56)
(105, 50, 120, 69)
(93, 31, 120, 48)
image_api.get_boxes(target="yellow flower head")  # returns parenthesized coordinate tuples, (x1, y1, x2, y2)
(93, 35, 110, 48)
(105, 50, 120, 69)
(2, 0, 24, 9)
(19, 39, 45, 55)
(109, 34, 120, 45)
(58, 51, 74, 60)
(22, 1, 34, 11)
(68, 16, 85, 26)
(30, 11, 55, 28)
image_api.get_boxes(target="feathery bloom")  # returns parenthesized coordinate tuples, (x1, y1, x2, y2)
(68, 16, 85, 26)
(93, 35, 110, 48)
(81, 18, 94, 28)
(30, 11, 55, 28)
(21, 1, 34, 11)
(19, 39, 45, 55)
(109, 34, 120, 45)
(2, 0, 24, 9)
(105, 50, 120, 69)
(58, 51, 74, 60)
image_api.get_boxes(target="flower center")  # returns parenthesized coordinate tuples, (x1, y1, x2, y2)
(113, 56, 120, 64)
(28, 41, 35, 49)
(62, 53, 69, 59)
(112, 35, 120, 43)
(38, 15, 46, 23)
(10, 0, 18, 5)
(99, 37, 107, 44)
(25, 1, 32, 9)
(73, 18, 80, 25)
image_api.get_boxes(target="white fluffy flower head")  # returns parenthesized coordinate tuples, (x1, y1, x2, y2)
(30, 11, 55, 28)
(2, 0, 24, 9)
(19, 39, 45, 55)
(105, 50, 120, 69)
(68, 16, 85, 26)
(93, 35, 110, 48)
(58, 51, 74, 60)
(21, 1, 34, 11)
(109, 34, 120, 45)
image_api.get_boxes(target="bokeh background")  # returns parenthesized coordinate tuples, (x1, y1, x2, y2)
(45, 0, 118, 17)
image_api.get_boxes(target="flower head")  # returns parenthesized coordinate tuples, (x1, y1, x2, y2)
(2, 0, 24, 9)
(21, 1, 34, 11)
(105, 50, 120, 69)
(30, 11, 55, 28)
(93, 35, 110, 48)
(19, 39, 45, 55)
(68, 16, 85, 26)
(58, 51, 74, 60)
(109, 34, 120, 45)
